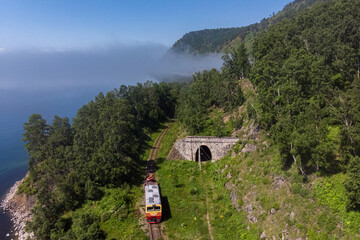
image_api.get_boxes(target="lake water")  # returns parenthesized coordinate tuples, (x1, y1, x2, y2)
(0, 87, 112, 239)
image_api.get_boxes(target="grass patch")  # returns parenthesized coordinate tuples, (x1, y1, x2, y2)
(157, 161, 209, 239)
(157, 160, 259, 239)
(157, 121, 183, 160)
(314, 174, 360, 236)
(155, 121, 258, 239)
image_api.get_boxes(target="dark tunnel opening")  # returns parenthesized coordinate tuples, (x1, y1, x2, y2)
(195, 145, 212, 162)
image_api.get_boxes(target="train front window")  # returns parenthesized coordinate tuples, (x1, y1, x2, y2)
(147, 207, 154, 212)
(154, 206, 161, 211)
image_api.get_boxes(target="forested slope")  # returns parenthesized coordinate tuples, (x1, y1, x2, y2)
(251, 0, 360, 180)
(170, 0, 360, 238)
(176, 0, 359, 186)
(20, 81, 183, 239)
(171, 0, 329, 55)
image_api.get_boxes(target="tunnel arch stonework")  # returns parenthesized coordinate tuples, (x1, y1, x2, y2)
(167, 136, 239, 162)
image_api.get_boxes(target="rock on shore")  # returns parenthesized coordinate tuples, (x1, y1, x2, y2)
(1, 178, 35, 240)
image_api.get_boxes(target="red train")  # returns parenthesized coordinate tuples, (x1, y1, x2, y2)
(144, 175, 162, 223)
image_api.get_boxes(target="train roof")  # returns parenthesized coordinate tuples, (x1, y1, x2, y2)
(145, 182, 161, 206)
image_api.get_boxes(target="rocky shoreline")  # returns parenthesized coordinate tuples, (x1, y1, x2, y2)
(1, 178, 34, 240)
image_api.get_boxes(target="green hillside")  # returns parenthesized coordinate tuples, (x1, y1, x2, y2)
(17, 0, 360, 239)
(171, 0, 329, 55)
(165, 0, 360, 238)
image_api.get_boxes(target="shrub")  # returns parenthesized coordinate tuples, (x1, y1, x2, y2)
(272, 202, 280, 211)
(247, 102, 257, 119)
(216, 195, 224, 201)
(345, 156, 360, 210)
(296, 222, 304, 230)
(299, 188, 309, 198)
(85, 179, 103, 200)
(285, 216, 294, 226)
(233, 144, 241, 154)
(72, 213, 106, 240)
(231, 114, 243, 130)
(190, 187, 199, 195)
(237, 198, 244, 207)
(17, 176, 37, 195)
(262, 178, 270, 185)
(291, 174, 303, 184)
(291, 183, 302, 194)
(258, 195, 270, 210)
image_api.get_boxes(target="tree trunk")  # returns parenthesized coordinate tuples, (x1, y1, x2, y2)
(291, 142, 307, 180)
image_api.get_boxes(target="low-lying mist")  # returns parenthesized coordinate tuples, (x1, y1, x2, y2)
(0, 43, 223, 171)
(0, 43, 223, 91)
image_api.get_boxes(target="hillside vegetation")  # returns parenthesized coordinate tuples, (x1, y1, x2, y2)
(164, 0, 359, 238)
(171, 0, 329, 55)
(17, 0, 360, 239)
(175, 0, 360, 199)
(20, 82, 182, 239)
(251, 0, 360, 180)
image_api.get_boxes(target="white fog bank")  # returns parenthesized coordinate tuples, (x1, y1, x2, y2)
(0, 43, 223, 91)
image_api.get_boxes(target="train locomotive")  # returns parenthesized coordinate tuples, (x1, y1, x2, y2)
(144, 174, 162, 223)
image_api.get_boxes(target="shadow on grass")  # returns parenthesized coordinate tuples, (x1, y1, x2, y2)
(161, 196, 172, 221)
(157, 157, 166, 165)
(282, 154, 293, 171)
(147, 160, 159, 173)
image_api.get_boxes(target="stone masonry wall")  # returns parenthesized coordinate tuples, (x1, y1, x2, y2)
(167, 136, 239, 162)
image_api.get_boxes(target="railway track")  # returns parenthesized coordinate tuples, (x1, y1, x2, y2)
(148, 222, 163, 240)
(146, 122, 172, 240)
(147, 122, 173, 173)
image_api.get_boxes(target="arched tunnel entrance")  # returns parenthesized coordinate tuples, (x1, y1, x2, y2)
(195, 145, 212, 162)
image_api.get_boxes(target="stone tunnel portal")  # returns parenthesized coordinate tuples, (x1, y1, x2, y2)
(168, 136, 239, 162)
(195, 145, 212, 162)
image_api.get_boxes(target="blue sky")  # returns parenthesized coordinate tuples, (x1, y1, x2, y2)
(0, 0, 292, 49)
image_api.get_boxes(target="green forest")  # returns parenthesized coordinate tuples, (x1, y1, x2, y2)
(20, 81, 182, 239)
(176, 0, 360, 208)
(21, 0, 360, 239)
(171, 0, 329, 55)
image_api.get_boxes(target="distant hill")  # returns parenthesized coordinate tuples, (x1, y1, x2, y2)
(171, 0, 329, 55)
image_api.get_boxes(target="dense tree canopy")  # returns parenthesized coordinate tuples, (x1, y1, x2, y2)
(22, 81, 182, 239)
(249, 0, 360, 210)
(177, 0, 360, 210)
(176, 44, 247, 135)
(251, 0, 360, 175)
